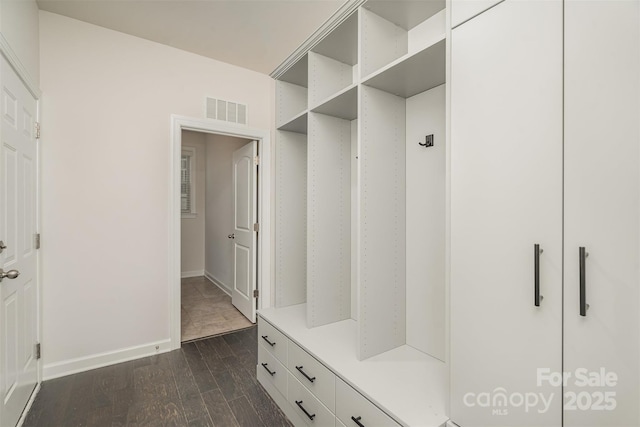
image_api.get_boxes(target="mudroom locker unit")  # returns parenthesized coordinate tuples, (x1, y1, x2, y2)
(258, 0, 640, 426)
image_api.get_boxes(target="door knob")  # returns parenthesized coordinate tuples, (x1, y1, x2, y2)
(0, 240, 6, 254)
(228, 234, 235, 239)
(0, 268, 20, 282)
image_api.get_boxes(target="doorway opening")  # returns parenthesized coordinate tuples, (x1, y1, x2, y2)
(181, 131, 255, 342)
(170, 116, 271, 349)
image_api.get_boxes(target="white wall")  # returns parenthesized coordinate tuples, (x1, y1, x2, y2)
(181, 130, 206, 276)
(0, 0, 39, 84)
(204, 134, 251, 293)
(39, 11, 272, 378)
(406, 84, 446, 361)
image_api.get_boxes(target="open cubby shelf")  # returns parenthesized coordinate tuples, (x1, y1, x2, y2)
(271, 0, 448, 425)
(274, 0, 446, 364)
(310, 84, 358, 120)
(277, 110, 308, 134)
(362, 38, 445, 98)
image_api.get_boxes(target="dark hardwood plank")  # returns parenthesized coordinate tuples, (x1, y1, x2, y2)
(201, 389, 240, 427)
(242, 375, 293, 427)
(222, 333, 248, 358)
(211, 368, 244, 402)
(209, 335, 234, 359)
(133, 363, 181, 403)
(23, 326, 291, 427)
(125, 399, 186, 426)
(169, 348, 202, 400)
(23, 374, 76, 427)
(195, 339, 228, 375)
(227, 395, 265, 427)
(86, 405, 113, 426)
(235, 327, 258, 355)
(182, 343, 219, 394)
(111, 381, 135, 425)
(187, 415, 214, 427)
(62, 368, 99, 426)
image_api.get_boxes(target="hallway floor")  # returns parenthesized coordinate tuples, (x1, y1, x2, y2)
(23, 327, 292, 427)
(181, 276, 253, 342)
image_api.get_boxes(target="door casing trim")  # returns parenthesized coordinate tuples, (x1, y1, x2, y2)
(169, 115, 271, 349)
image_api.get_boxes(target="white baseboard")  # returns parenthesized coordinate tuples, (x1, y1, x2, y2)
(181, 269, 204, 278)
(204, 270, 232, 296)
(42, 339, 172, 381)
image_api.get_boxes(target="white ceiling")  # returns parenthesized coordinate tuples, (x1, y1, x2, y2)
(36, 0, 346, 75)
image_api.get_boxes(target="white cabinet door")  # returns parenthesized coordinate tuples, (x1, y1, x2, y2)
(564, 1, 640, 425)
(451, 0, 502, 28)
(450, 1, 563, 425)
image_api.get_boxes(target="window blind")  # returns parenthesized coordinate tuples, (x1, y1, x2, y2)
(181, 154, 192, 213)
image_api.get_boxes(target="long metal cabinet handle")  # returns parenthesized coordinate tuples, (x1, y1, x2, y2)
(295, 365, 316, 383)
(295, 400, 316, 420)
(351, 416, 365, 427)
(261, 363, 275, 376)
(534, 244, 541, 306)
(261, 335, 276, 346)
(579, 247, 587, 316)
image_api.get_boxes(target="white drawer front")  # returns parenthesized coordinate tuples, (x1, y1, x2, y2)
(288, 373, 335, 427)
(288, 341, 336, 412)
(335, 378, 400, 427)
(258, 343, 287, 397)
(258, 316, 288, 364)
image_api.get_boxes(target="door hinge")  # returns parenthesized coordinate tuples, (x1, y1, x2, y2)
(35, 343, 41, 360)
(35, 233, 41, 249)
(253, 223, 259, 232)
(254, 155, 260, 166)
(253, 289, 259, 298)
(35, 122, 41, 139)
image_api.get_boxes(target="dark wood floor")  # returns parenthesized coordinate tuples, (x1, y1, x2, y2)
(23, 326, 292, 427)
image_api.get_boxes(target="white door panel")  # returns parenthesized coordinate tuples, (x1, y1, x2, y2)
(451, 0, 502, 28)
(231, 141, 257, 323)
(564, 1, 640, 425)
(0, 56, 39, 427)
(450, 1, 563, 425)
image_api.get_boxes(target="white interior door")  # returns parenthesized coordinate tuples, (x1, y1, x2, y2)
(231, 141, 258, 323)
(0, 57, 39, 427)
(450, 1, 563, 425)
(564, 1, 640, 425)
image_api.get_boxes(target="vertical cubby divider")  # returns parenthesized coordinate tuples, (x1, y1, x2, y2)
(307, 112, 352, 327)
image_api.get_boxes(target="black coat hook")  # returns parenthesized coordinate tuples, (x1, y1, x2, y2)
(419, 134, 434, 147)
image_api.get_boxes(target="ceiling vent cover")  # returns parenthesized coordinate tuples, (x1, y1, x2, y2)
(206, 97, 248, 126)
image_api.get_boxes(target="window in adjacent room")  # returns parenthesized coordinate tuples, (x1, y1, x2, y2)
(181, 147, 196, 218)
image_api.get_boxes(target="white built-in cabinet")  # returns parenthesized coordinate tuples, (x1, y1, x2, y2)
(266, 0, 448, 426)
(267, 0, 639, 425)
(450, 0, 640, 426)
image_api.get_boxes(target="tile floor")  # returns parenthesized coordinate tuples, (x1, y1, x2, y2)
(181, 276, 253, 342)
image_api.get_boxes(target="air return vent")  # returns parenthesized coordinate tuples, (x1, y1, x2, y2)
(206, 97, 248, 126)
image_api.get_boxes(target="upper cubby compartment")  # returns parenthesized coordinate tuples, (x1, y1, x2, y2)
(277, 55, 308, 130)
(362, 38, 445, 98)
(311, 85, 357, 121)
(360, 0, 446, 80)
(308, 12, 358, 109)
